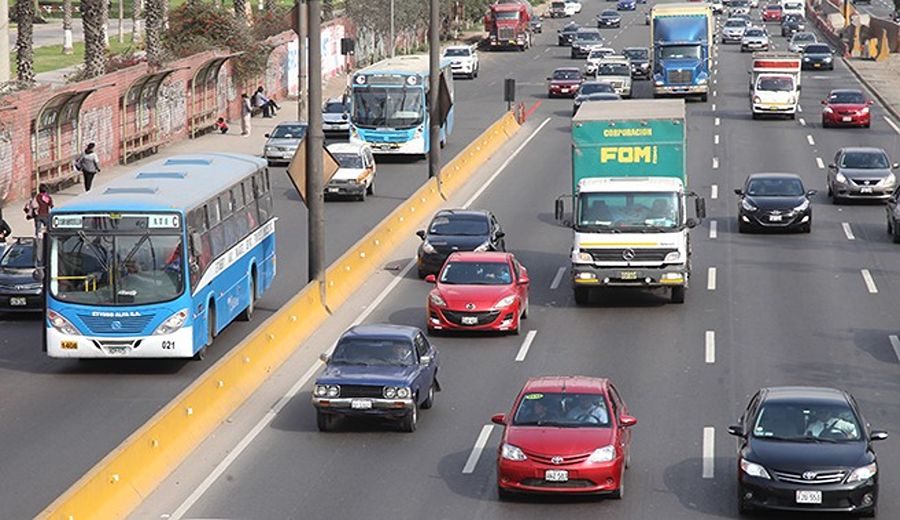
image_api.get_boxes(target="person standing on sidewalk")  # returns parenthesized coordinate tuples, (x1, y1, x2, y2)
(24, 185, 53, 238)
(241, 93, 253, 136)
(75, 143, 101, 191)
(0, 208, 12, 250)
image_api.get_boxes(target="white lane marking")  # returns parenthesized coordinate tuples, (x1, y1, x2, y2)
(711, 184, 718, 199)
(842, 222, 855, 240)
(712, 103, 717, 112)
(885, 116, 900, 135)
(705, 330, 716, 364)
(515, 330, 538, 362)
(170, 116, 550, 519)
(532, 55, 540, 60)
(799, 117, 806, 126)
(702, 427, 715, 479)
(463, 117, 551, 208)
(713, 90, 717, 97)
(713, 78, 717, 85)
(707, 267, 717, 291)
(714, 117, 720, 126)
(806, 134, 815, 146)
(712, 157, 719, 169)
(714, 133, 719, 145)
(544, 47, 551, 53)
(462, 425, 495, 474)
(709, 219, 718, 240)
(816, 157, 825, 169)
(889, 335, 900, 362)
(797, 105, 803, 113)
(550, 266, 566, 290)
(861, 269, 878, 294)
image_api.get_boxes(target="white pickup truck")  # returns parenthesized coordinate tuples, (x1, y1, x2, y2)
(750, 52, 801, 120)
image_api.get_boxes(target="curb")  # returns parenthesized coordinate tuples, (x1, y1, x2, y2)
(841, 57, 900, 123)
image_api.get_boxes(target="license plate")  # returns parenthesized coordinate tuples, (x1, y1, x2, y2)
(861, 187, 873, 193)
(796, 490, 822, 504)
(545, 470, 569, 482)
(328, 187, 340, 193)
(842, 116, 852, 122)
(351, 399, 373, 410)
(379, 145, 391, 150)
(814, 63, 821, 68)
(10, 297, 26, 306)
(620, 271, 638, 280)
(769, 215, 783, 222)
(106, 346, 130, 355)
(560, 88, 569, 93)
(461, 316, 479, 325)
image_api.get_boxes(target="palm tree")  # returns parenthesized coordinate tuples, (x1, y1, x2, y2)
(62, 0, 74, 55)
(81, 0, 108, 77)
(144, 0, 163, 65)
(15, 0, 36, 85)
(132, 0, 143, 43)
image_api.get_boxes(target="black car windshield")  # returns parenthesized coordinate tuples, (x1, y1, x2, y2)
(753, 401, 862, 441)
(580, 82, 615, 95)
(333, 153, 364, 169)
(659, 45, 702, 59)
(331, 338, 414, 366)
(805, 44, 831, 54)
(841, 151, 890, 169)
(745, 29, 765, 37)
(758, 76, 794, 91)
(746, 178, 805, 197)
(577, 192, 680, 231)
(576, 32, 602, 41)
(440, 261, 512, 285)
(553, 69, 582, 80)
(270, 124, 308, 139)
(444, 48, 471, 57)
(623, 48, 648, 60)
(562, 24, 580, 33)
(351, 88, 424, 129)
(0, 242, 35, 268)
(828, 91, 865, 104)
(601, 10, 618, 16)
(429, 215, 490, 236)
(598, 63, 630, 76)
(513, 392, 611, 427)
(323, 101, 346, 114)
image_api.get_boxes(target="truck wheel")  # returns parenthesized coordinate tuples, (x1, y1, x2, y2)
(700, 93, 708, 102)
(574, 287, 591, 306)
(671, 286, 686, 304)
(752, 112, 759, 120)
(316, 411, 334, 432)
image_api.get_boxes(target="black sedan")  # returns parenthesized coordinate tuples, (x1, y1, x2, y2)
(623, 47, 650, 78)
(728, 386, 886, 516)
(802, 43, 835, 70)
(529, 16, 543, 33)
(781, 14, 806, 37)
(416, 209, 506, 278)
(557, 22, 581, 46)
(597, 9, 622, 28)
(0, 237, 42, 312)
(735, 173, 814, 233)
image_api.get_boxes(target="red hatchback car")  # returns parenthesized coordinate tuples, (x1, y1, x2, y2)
(761, 4, 783, 21)
(547, 67, 584, 98)
(822, 88, 873, 128)
(425, 252, 529, 335)
(493, 376, 637, 499)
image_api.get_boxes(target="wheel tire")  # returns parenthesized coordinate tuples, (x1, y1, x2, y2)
(738, 221, 751, 233)
(893, 226, 900, 244)
(822, 119, 829, 128)
(610, 469, 624, 499)
(574, 287, 591, 306)
(521, 298, 529, 319)
(316, 411, 333, 432)
(417, 267, 428, 279)
(801, 223, 811, 233)
(238, 274, 256, 321)
(827, 184, 833, 197)
(193, 345, 208, 361)
(366, 177, 375, 195)
(421, 382, 436, 409)
(400, 403, 418, 432)
(671, 286, 686, 304)
(358, 189, 366, 202)
(789, 112, 796, 120)
(752, 112, 760, 120)
(700, 93, 708, 102)
(498, 486, 514, 501)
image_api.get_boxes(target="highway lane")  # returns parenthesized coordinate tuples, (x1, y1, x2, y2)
(0, 38, 549, 520)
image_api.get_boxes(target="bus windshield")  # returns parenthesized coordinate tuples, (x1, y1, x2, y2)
(49, 231, 185, 306)
(351, 87, 424, 129)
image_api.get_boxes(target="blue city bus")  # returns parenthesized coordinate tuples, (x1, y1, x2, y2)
(44, 153, 276, 359)
(349, 54, 455, 158)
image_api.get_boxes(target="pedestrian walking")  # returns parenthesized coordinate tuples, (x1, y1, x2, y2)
(0, 208, 11, 246)
(74, 143, 101, 191)
(23, 185, 53, 238)
(241, 93, 252, 136)
(253, 86, 279, 118)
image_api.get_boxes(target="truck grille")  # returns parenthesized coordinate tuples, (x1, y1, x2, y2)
(667, 69, 693, 84)
(338, 385, 384, 398)
(772, 469, 847, 485)
(498, 27, 514, 40)
(78, 314, 155, 334)
(587, 248, 676, 263)
(442, 310, 501, 326)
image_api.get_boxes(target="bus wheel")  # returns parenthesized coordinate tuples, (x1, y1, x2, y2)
(239, 274, 256, 321)
(193, 345, 208, 361)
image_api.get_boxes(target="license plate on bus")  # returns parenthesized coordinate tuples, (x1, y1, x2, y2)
(619, 271, 638, 280)
(106, 346, 130, 355)
(795, 490, 822, 504)
(9, 297, 26, 306)
(545, 470, 569, 482)
(351, 399, 373, 410)
(461, 316, 479, 325)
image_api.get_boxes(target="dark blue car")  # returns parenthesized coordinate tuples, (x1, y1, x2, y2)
(617, 0, 636, 10)
(313, 324, 440, 432)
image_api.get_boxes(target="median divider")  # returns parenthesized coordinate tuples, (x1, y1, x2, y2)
(38, 110, 522, 520)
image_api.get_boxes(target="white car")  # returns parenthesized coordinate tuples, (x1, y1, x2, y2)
(584, 47, 617, 75)
(325, 142, 377, 201)
(782, 0, 805, 16)
(443, 45, 479, 79)
(709, 0, 724, 14)
(788, 31, 817, 52)
(741, 27, 770, 51)
(565, 0, 582, 15)
(322, 98, 350, 135)
(594, 56, 633, 98)
(721, 17, 749, 43)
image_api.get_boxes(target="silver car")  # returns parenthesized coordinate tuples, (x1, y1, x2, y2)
(721, 18, 748, 43)
(788, 32, 817, 53)
(322, 98, 350, 135)
(263, 122, 308, 166)
(741, 27, 770, 51)
(828, 147, 899, 203)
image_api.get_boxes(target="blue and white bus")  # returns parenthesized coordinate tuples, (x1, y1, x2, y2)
(44, 153, 276, 359)
(349, 54, 455, 158)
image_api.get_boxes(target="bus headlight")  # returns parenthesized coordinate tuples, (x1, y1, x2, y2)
(47, 309, 81, 336)
(154, 309, 189, 335)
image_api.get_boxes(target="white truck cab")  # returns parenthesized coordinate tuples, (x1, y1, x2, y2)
(750, 52, 801, 119)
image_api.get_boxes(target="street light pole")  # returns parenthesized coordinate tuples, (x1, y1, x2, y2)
(298, 0, 308, 122)
(306, 0, 325, 286)
(428, 0, 441, 181)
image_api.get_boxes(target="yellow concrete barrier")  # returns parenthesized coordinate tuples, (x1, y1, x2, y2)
(38, 110, 522, 520)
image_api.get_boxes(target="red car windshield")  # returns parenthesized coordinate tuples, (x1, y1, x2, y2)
(553, 70, 582, 81)
(440, 262, 511, 285)
(513, 392, 611, 427)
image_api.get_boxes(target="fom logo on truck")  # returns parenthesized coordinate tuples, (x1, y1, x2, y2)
(600, 146, 659, 164)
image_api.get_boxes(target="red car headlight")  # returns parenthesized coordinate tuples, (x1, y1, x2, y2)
(429, 292, 447, 307)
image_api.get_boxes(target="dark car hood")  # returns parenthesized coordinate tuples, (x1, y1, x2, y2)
(0, 267, 36, 284)
(748, 438, 870, 471)
(839, 167, 892, 179)
(805, 53, 831, 60)
(425, 234, 490, 252)
(745, 195, 806, 211)
(318, 363, 418, 386)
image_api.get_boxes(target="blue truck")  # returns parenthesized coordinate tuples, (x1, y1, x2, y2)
(650, 3, 713, 102)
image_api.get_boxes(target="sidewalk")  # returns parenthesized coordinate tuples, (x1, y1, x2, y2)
(5, 73, 348, 238)
(843, 55, 900, 122)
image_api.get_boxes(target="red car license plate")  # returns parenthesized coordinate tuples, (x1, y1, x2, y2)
(545, 470, 568, 482)
(842, 116, 852, 122)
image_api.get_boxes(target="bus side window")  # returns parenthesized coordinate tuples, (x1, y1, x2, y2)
(243, 179, 259, 228)
(255, 170, 273, 223)
(232, 186, 249, 239)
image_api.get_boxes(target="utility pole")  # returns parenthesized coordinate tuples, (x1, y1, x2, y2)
(0, 0, 9, 83)
(428, 0, 441, 181)
(306, 0, 325, 285)
(298, 0, 308, 121)
(390, 0, 395, 57)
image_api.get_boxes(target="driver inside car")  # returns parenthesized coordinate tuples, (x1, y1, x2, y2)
(565, 394, 609, 424)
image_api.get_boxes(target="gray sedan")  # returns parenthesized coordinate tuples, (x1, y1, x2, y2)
(828, 147, 899, 203)
(263, 122, 308, 166)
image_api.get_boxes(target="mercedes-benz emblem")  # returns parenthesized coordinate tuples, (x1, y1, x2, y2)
(110, 321, 122, 330)
(465, 303, 475, 310)
(802, 471, 817, 480)
(622, 248, 636, 261)
(551, 456, 564, 465)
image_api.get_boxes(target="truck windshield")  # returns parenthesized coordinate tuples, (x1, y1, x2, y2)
(351, 87, 424, 129)
(577, 192, 680, 232)
(598, 63, 630, 76)
(659, 45, 702, 59)
(495, 11, 519, 20)
(757, 76, 794, 91)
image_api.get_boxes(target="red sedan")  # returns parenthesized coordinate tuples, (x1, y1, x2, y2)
(547, 67, 584, 98)
(425, 252, 528, 335)
(822, 89, 873, 128)
(761, 4, 783, 21)
(493, 376, 637, 498)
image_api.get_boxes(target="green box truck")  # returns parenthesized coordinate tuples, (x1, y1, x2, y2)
(555, 99, 705, 305)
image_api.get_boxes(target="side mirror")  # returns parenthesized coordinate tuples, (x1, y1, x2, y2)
(32, 267, 44, 282)
(727, 424, 744, 437)
(686, 218, 698, 229)
(554, 198, 565, 220)
(518, 275, 530, 285)
(871, 430, 889, 441)
(806, 189, 817, 196)
(821, 99, 827, 105)
(319, 352, 331, 363)
(619, 415, 638, 427)
(495, 231, 506, 239)
(734, 188, 744, 195)
(893, 163, 900, 169)
(695, 197, 707, 219)
(416, 229, 426, 240)
(866, 100, 874, 106)
(828, 163, 837, 170)
(547, 76, 553, 80)
(491, 413, 507, 425)
(264, 133, 270, 138)
(424, 274, 437, 283)
(420, 355, 432, 365)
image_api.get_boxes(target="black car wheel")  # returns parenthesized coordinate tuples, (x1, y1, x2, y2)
(498, 486, 514, 501)
(316, 411, 334, 432)
(738, 220, 752, 233)
(892, 221, 900, 243)
(800, 222, 811, 233)
(399, 403, 418, 432)
(421, 381, 436, 409)
(671, 286, 686, 304)
(574, 287, 591, 305)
